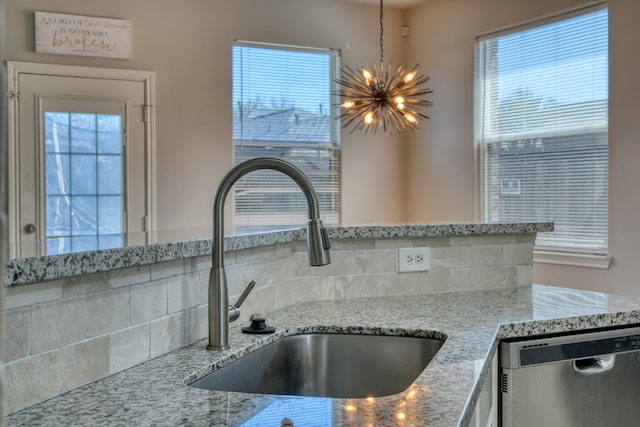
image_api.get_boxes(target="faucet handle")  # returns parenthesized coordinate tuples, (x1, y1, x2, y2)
(233, 280, 256, 308)
(321, 226, 331, 250)
(228, 280, 256, 323)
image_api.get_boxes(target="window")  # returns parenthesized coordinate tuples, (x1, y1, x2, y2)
(232, 41, 340, 233)
(45, 112, 124, 254)
(476, 5, 608, 253)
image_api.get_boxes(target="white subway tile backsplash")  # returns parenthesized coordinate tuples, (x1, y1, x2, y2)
(354, 249, 395, 274)
(58, 337, 110, 394)
(411, 237, 451, 247)
(167, 273, 201, 314)
(329, 239, 374, 251)
(108, 265, 152, 288)
(291, 276, 335, 304)
(5, 281, 62, 310)
(150, 313, 185, 359)
(373, 239, 414, 249)
(335, 275, 377, 300)
(431, 245, 503, 269)
(449, 266, 517, 291)
(503, 243, 534, 265)
(413, 270, 452, 294)
(150, 260, 185, 281)
(130, 281, 167, 325)
(31, 297, 89, 354)
(61, 272, 111, 298)
(184, 305, 208, 344)
(84, 288, 130, 338)
(374, 272, 414, 297)
(3, 308, 30, 362)
(109, 324, 150, 374)
(4, 351, 58, 413)
(183, 256, 211, 274)
(517, 265, 533, 286)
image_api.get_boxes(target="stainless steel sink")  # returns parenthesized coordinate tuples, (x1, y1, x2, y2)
(190, 332, 444, 398)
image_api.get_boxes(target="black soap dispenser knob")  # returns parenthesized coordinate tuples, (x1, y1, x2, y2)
(242, 313, 276, 334)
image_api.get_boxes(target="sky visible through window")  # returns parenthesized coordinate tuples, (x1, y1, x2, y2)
(496, 8, 608, 105)
(232, 45, 332, 116)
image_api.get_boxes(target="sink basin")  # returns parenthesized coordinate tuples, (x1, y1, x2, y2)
(190, 332, 444, 398)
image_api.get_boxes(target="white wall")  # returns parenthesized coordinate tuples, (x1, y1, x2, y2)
(406, 0, 640, 297)
(4, 0, 410, 233)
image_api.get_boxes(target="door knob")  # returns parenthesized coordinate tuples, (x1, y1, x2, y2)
(24, 223, 36, 234)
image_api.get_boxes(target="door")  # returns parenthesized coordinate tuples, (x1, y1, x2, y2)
(8, 63, 155, 257)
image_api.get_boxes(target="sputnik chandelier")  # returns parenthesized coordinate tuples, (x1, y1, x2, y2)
(337, 0, 433, 134)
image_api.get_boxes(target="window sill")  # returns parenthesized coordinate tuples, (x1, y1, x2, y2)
(534, 250, 612, 269)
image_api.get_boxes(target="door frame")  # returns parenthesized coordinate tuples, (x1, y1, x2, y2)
(7, 61, 157, 255)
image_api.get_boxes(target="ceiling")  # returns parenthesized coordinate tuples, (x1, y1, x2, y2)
(342, 0, 431, 8)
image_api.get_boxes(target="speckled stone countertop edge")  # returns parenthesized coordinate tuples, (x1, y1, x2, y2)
(4, 222, 553, 286)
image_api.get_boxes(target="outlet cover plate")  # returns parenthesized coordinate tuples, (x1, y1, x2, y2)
(398, 247, 431, 272)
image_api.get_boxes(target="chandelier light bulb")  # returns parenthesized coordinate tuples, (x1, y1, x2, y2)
(405, 113, 417, 124)
(362, 68, 373, 84)
(364, 111, 374, 124)
(342, 100, 356, 108)
(404, 71, 416, 83)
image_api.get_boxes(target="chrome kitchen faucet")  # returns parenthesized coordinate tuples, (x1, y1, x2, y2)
(207, 157, 331, 350)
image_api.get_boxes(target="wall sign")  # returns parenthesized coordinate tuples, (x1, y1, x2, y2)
(35, 11, 132, 59)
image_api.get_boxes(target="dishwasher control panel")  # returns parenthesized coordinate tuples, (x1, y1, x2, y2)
(501, 325, 640, 368)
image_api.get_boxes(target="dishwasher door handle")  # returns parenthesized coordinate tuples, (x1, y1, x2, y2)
(573, 354, 616, 376)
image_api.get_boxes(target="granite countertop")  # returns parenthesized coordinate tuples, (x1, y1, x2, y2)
(7, 284, 640, 427)
(5, 222, 552, 286)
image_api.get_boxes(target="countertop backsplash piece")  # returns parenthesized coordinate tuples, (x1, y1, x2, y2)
(3, 222, 551, 416)
(4, 222, 552, 286)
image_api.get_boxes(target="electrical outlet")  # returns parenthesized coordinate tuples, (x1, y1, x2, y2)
(398, 247, 430, 272)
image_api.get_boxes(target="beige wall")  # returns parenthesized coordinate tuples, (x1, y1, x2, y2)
(5, 0, 409, 233)
(7, 0, 640, 296)
(406, 0, 640, 297)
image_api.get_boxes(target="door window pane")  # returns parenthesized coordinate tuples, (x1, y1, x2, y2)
(70, 113, 97, 153)
(45, 111, 124, 252)
(45, 112, 70, 152)
(97, 155, 122, 194)
(70, 154, 97, 195)
(45, 153, 70, 196)
(97, 114, 122, 154)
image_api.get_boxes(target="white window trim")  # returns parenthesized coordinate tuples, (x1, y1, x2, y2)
(7, 61, 157, 250)
(534, 249, 612, 269)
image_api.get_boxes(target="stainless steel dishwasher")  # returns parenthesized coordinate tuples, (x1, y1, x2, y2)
(499, 326, 640, 427)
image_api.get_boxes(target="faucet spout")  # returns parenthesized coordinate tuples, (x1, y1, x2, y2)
(207, 157, 331, 351)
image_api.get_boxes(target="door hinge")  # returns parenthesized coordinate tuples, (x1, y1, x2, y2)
(143, 105, 152, 123)
(8, 90, 23, 100)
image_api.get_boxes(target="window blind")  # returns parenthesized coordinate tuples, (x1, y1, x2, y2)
(232, 42, 340, 233)
(477, 5, 608, 252)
